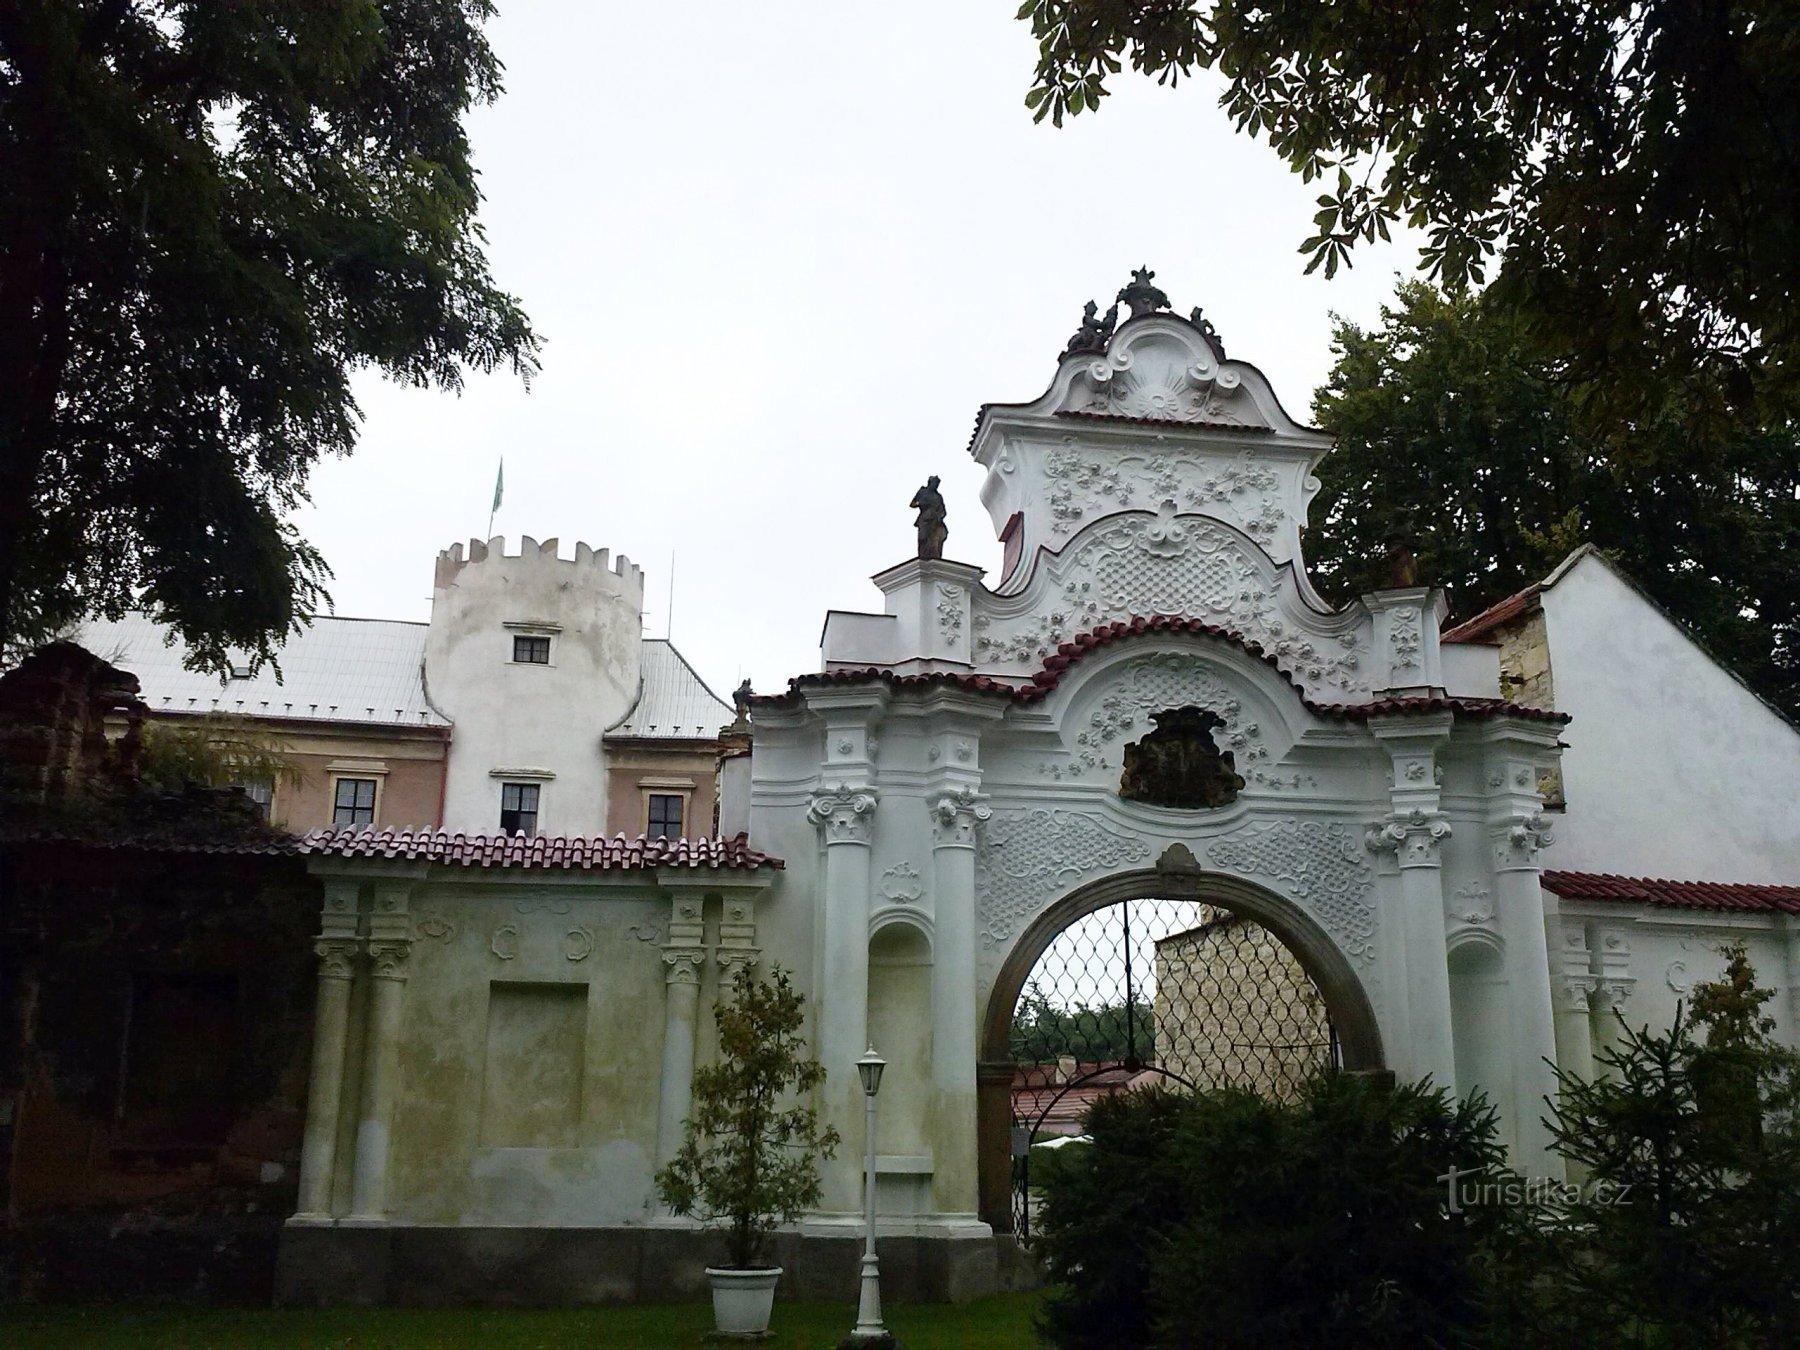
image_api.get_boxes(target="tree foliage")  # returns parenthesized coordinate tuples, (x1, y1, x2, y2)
(136, 712, 301, 796)
(1017, 0, 1800, 433)
(654, 965, 839, 1271)
(1540, 945, 1800, 1346)
(1308, 282, 1798, 714)
(1010, 980, 1157, 1064)
(0, 1, 538, 672)
(1035, 1075, 1510, 1350)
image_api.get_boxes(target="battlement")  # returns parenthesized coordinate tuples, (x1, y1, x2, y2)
(434, 535, 645, 601)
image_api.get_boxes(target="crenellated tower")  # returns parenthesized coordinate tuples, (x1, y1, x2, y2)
(425, 536, 645, 834)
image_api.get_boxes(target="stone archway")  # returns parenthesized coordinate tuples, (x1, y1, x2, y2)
(974, 849, 1386, 1232)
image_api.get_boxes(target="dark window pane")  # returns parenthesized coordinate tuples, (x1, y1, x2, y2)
(512, 635, 551, 664)
(237, 779, 273, 820)
(333, 777, 376, 826)
(647, 793, 683, 839)
(500, 782, 540, 837)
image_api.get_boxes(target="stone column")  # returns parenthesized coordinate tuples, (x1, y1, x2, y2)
(928, 785, 988, 1218)
(348, 881, 412, 1222)
(656, 893, 708, 1170)
(808, 784, 878, 1213)
(1368, 809, 1457, 1089)
(1492, 809, 1562, 1173)
(294, 879, 360, 1221)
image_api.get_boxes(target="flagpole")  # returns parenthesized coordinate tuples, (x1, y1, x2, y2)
(486, 457, 504, 539)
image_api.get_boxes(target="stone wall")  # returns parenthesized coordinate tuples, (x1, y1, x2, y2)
(0, 843, 320, 1302)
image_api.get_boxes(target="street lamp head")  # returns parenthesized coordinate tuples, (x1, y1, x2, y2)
(856, 1045, 886, 1097)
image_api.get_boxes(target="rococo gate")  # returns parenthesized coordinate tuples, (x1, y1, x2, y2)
(976, 858, 1387, 1236)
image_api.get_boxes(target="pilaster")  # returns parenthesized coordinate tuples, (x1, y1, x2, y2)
(1367, 713, 1456, 1090)
(348, 877, 415, 1222)
(1553, 921, 1597, 1081)
(1483, 724, 1563, 1174)
(926, 782, 989, 1219)
(808, 780, 880, 1214)
(656, 891, 709, 1170)
(295, 879, 361, 1221)
(1361, 586, 1449, 695)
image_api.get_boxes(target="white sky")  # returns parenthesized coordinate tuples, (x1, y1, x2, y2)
(290, 3, 1423, 700)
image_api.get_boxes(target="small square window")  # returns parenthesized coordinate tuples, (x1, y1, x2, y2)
(332, 777, 377, 826)
(513, 635, 551, 664)
(647, 793, 683, 839)
(500, 782, 540, 837)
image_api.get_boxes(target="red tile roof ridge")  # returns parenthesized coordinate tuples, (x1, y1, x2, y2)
(1543, 870, 1800, 913)
(748, 617, 1566, 724)
(1442, 582, 1544, 644)
(297, 828, 783, 870)
(1052, 409, 1275, 433)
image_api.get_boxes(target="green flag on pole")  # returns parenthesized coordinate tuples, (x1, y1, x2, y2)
(492, 457, 505, 513)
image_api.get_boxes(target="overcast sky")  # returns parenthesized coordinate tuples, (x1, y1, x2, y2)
(290, 3, 1424, 700)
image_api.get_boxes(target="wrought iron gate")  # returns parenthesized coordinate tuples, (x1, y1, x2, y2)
(1007, 897, 1340, 1239)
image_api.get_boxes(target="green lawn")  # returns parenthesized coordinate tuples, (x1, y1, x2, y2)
(0, 1294, 1045, 1349)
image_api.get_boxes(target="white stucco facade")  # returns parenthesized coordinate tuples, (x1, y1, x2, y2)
(752, 302, 1578, 1237)
(279, 288, 1800, 1304)
(425, 536, 645, 835)
(1531, 549, 1800, 884)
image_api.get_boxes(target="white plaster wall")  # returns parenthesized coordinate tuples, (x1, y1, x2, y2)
(1542, 555, 1800, 883)
(425, 538, 644, 835)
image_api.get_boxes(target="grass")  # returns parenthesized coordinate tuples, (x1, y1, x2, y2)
(0, 1293, 1045, 1349)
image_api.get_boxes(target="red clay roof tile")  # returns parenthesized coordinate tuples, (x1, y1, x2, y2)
(297, 829, 782, 871)
(1542, 871, 1800, 913)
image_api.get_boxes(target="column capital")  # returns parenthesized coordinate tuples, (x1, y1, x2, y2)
(663, 949, 707, 986)
(1599, 977, 1636, 1013)
(929, 785, 991, 849)
(1492, 810, 1554, 872)
(808, 785, 879, 845)
(1558, 973, 1599, 1012)
(1365, 808, 1452, 869)
(314, 937, 360, 982)
(366, 938, 410, 982)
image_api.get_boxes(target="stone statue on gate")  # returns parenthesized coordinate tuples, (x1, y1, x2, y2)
(1119, 706, 1246, 809)
(1063, 299, 1119, 357)
(911, 476, 947, 560)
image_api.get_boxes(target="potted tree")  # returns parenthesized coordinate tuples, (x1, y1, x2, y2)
(656, 963, 839, 1339)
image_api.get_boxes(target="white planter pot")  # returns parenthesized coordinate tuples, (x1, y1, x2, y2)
(706, 1266, 782, 1337)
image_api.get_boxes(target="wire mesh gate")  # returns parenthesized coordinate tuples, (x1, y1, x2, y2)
(1006, 896, 1341, 1239)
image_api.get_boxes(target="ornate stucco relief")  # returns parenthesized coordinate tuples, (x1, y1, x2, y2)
(1037, 651, 1315, 792)
(880, 861, 925, 904)
(1204, 820, 1377, 966)
(1042, 443, 1283, 545)
(971, 510, 1367, 697)
(936, 584, 965, 645)
(974, 808, 1151, 948)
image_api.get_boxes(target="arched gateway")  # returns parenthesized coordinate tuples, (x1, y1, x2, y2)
(749, 277, 1570, 1274)
(981, 860, 1386, 1235)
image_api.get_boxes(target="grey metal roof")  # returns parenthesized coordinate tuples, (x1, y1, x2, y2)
(77, 612, 450, 728)
(611, 639, 734, 740)
(76, 614, 733, 739)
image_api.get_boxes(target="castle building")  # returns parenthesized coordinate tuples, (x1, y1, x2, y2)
(23, 277, 1794, 1308)
(78, 537, 735, 839)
